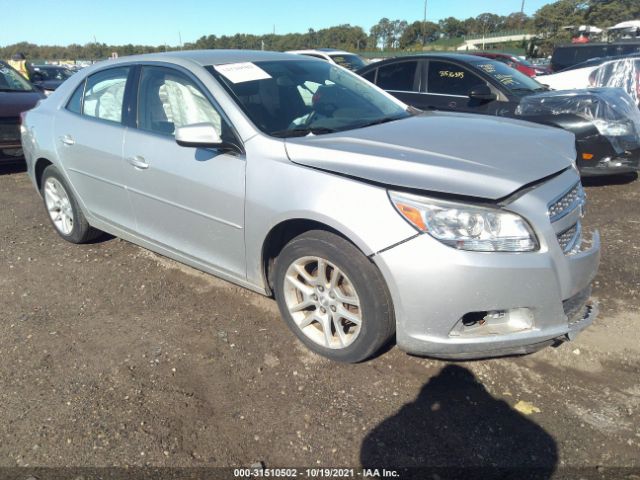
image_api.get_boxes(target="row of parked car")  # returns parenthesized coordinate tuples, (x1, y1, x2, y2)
(19, 49, 603, 362)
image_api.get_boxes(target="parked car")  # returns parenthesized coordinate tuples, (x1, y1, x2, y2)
(471, 52, 549, 77)
(550, 41, 640, 72)
(30, 64, 75, 92)
(537, 53, 640, 92)
(0, 61, 46, 163)
(22, 50, 600, 362)
(286, 48, 367, 71)
(357, 54, 640, 176)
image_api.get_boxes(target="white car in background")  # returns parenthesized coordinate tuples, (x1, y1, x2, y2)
(538, 54, 640, 94)
(286, 48, 367, 71)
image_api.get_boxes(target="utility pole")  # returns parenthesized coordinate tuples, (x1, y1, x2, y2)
(178, 32, 183, 50)
(521, 0, 525, 14)
(422, 0, 428, 47)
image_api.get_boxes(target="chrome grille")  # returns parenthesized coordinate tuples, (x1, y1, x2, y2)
(556, 222, 582, 254)
(548, 182, 585, 222)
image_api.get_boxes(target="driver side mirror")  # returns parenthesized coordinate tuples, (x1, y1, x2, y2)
(175, 123, 239, 152)
(469, 84, 497, 102)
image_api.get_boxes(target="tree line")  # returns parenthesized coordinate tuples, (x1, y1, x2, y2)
(1, 0, 639, 61)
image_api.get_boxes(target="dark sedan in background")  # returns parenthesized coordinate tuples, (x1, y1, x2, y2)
(30, 64, 75, 92)
(0, 61, 46, 163)
(358, 54, 640, 176)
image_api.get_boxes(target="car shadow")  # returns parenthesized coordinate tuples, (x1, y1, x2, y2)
(0, 162, 26, 175)
(360, 365, 558, 480)
(582, 171, 638, 187)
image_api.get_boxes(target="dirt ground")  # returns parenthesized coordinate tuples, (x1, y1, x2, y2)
(0, 164, 638, 478)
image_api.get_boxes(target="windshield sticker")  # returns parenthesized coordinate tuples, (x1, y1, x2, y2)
(214, 62, 271, 83)
(478, 63, 496, 73)
(495, 74, 517, 86)
(439, 70, 465, 79)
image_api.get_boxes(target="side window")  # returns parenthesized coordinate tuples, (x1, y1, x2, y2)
(137, 66, 222, 137)
(66, 81, 85, 114)
(82, 67, 129, 123)
(362, 69, 377, 83)
(376, 61, 418, 91)
(427, 61, 485, 96)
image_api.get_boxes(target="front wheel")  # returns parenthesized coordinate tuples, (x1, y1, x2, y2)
(274, 230, 395, 363)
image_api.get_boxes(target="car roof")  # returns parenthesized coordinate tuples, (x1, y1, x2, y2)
(286, 49, 353, 56)
(101, 49, 305, 68)
(357, 53, 490, 71)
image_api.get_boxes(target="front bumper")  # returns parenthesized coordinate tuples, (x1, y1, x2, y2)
(373, 170, 601, 359)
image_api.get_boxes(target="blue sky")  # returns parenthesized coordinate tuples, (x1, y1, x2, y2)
(2, 0, 555, 47)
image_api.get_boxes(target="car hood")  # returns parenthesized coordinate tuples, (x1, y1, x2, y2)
(0, 91, 45, 117)
(284, 112, 576, 200)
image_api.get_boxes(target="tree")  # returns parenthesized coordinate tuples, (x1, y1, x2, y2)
(399, 21, 439, 48)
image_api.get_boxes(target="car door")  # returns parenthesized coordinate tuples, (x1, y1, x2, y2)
(368, 59, 425, 108)
(54, 66, 136, 231)
(423, 60, 497, 114)
(122, 65, 246, 277)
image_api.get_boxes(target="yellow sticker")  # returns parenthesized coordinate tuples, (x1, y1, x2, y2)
(439, 70, 465, 79)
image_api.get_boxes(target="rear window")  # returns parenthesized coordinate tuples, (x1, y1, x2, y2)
(376, 61, 418, 91)
(329, 54, 367, 71)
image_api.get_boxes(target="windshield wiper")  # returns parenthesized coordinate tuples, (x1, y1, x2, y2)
(353, 115, 406, 129)
(271, 126, 337, 138)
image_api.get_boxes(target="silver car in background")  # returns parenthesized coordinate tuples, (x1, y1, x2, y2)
(21, 50, 600, 362)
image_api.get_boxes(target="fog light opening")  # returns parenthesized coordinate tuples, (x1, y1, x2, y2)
(450, 308, 535, 337)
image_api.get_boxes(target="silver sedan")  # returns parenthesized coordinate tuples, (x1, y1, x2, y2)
(21, 50, 600, 362)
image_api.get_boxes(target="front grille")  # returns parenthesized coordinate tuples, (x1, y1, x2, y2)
(0, 118, 20, 143)
(548, 182, 585, 222)
(563, 287, 592, 327)
(557, 222, 582, 254)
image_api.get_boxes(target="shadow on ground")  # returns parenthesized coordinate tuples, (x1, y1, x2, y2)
(582, 171, 638, 187)
(0, 161, 26, 175)
(360, 365, 557, 479)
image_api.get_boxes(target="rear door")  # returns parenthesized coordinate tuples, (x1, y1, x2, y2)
(122, 64, 246, 277)
(370, 59, 426, 108)
(54, 66, 135, 230)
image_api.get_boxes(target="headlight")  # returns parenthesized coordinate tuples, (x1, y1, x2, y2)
(592, 119, 634, 137)
(389, 191, 539, 252)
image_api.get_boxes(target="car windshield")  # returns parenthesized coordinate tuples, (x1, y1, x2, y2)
(329, 54, 367, 71)
(468, 58, 546, 93)
(0, 63, 34, 92)
(207, 59, 410, 137)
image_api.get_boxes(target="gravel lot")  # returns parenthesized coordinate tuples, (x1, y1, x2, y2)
(0, 164, 638, 477)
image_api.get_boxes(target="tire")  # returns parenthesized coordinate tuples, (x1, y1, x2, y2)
(41, 165, 102, 244)
(274, 230, 395, 363)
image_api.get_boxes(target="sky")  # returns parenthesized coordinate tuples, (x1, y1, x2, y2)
(2, 0, 556, 47)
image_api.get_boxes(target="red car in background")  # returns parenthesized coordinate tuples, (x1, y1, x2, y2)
(472, 52, 549, 77)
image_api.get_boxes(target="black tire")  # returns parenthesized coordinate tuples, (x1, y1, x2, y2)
(274, 230, 395, 363)
(41, 165, 102, 244)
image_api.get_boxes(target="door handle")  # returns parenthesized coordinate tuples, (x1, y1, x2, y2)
(127, 155, 149, 170)
(61, 135, 75, 146)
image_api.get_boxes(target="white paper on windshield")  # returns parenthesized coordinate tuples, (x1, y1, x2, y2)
(214, 62, 271, 83)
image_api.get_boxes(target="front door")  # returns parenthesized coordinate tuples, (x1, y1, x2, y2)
(122, 65, 246, 278)
(423, 60, 498, 115)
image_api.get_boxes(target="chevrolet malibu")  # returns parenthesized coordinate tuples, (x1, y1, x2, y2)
(21, 51, 600, 362)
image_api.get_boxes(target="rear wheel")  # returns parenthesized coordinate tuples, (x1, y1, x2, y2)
(274, 230, 395, 363)
(41, 165, 102, 243)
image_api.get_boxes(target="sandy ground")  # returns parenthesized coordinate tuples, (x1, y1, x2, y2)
(0, 164, 638, 478)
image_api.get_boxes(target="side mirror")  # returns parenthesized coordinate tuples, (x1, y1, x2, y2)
(175, 123, 224, 148)
(469, 84, 497, 102)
